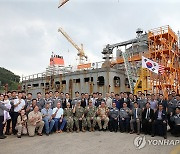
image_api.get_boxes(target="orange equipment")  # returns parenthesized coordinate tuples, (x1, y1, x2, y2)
(50, 54, 64, 66)
(148, 25, 180, 97)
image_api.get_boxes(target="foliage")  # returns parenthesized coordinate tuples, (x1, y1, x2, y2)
(0, 67, 20, 91)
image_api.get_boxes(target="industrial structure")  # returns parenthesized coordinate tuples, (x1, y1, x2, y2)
(21, 25, 180, 98)
(58, 0, 69, 8)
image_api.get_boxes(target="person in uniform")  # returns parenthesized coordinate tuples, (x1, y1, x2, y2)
(152, 104, 167, 139)
(104, 93, 112, 109)
(175, 94, 180, 108)
(63, 102, 74, 133)
(72, 91, 81, 108)
(85, 100, 97, 132)
(53, 91, 61, 108)
(170, 107, 180, 137)
(96, 101, 109, 131)
(26, 99, 37, 116)
(119, 102, 131, 132)
(36, 92, 45, 111)
(73, 100, 86, 132)
(167, 94, 177, 132)
(44, 92, 53, 109)
(138, 93, 147, 110)
(25, 93, 32, 109)
(27, 105, 44, 137)
(130, 102, 142, 135)
(15, 109, 27, 138)
(109, 102, 119, 132)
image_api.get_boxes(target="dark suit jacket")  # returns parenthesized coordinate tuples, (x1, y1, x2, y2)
(81, 98, 89, 108)
(154, 110, 167, 121)
(62, 99, 72, 109)
(142, 108, 154, 121)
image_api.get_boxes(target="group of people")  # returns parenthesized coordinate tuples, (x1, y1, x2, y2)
(0, 90, 180, 139)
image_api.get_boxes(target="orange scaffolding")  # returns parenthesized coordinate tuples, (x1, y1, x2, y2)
(148, 25, 180, 97)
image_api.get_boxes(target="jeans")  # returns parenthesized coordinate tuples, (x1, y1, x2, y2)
(43, 118, 55, 134)
(53, 118, 66, 131)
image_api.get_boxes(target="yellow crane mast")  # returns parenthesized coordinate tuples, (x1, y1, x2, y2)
(58, 27, 88, 66)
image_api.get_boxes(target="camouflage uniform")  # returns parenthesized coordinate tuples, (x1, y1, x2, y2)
(85, 106, 97, 130)
(64, 108, 74, 132)
(74, 106, 87, 131)
(97, 106, 109, 130)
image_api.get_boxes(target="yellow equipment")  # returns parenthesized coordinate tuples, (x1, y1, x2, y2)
(58, 27, 89, 67)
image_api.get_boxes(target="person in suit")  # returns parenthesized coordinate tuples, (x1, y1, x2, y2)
(62, 93, 72, 109)
(142, 102, 154, 135)
(130, 102, 142, 135)
(152, 103, 167, 139)
(81, 93, 89, 108)
(170, 107, 180, 137)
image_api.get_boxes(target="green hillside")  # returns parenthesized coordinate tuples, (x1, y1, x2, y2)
(0, 67, 20, 92)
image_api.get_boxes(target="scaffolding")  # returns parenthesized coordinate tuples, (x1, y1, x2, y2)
(148, 25, 180, 97)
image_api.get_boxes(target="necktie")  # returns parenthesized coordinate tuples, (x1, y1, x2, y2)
(147, 109, 149, 119)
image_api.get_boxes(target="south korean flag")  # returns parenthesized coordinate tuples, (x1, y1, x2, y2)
(142, 56, 159, 74)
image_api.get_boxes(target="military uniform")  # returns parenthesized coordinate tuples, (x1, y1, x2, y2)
(97, 106, 109, 130)
(74, 106, 87, 132)
(64, 108, 74, 132)
(85, 106, 97, 131)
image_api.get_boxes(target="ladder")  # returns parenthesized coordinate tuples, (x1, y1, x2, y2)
(122, 51, 135, 93)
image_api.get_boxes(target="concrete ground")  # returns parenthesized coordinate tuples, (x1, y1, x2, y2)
(0, 131, 179, 154)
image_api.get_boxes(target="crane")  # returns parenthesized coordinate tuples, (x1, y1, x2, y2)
(58, 27, 88, 65)
(58, 0, 69, 8)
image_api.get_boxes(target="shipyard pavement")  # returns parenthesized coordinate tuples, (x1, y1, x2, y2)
(0, 131, 179, 154)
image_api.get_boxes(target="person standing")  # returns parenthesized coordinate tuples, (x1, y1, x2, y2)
(36, 92, 45, 111)
(62, 93, 72, 109)
(12, 92, 25, 135)
(104, 93, 112, 109)
(72, 91, 81, 108)
(167, 94, 177, 132)
(3, 95, 11, 135)
(0, 94, 9, 139)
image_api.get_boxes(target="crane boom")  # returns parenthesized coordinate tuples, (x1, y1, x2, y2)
(58, 27, 87, 64)
(58, 0, 69, 8)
